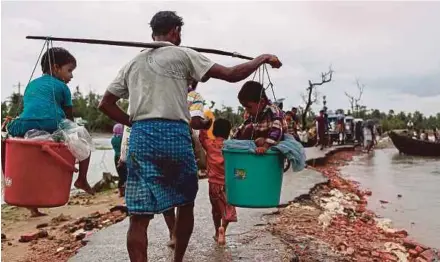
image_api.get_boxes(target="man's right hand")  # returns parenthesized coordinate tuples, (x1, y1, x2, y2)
(117, 158, 125, 168)
(204, 54, 282, 83)
(190, 117, 212, 130)
(262, 55, 282, 69)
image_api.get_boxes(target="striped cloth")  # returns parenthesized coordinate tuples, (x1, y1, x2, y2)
(125, 119, 198, 215)
(187, 90, 205, 118)
(233, 102, 288, 145)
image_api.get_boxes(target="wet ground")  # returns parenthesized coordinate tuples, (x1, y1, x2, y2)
(70, 167, 329, 262)
(70, 178, 288, 262)
(70, 145, 346, 262)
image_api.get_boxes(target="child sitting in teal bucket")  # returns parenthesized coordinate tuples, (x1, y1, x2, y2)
(233, 81, 288, 153)
(199, 118, 237, 245)
(3, 48, 94, 216)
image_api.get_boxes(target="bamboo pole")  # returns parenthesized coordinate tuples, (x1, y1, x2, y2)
(26, 36, 254, 60)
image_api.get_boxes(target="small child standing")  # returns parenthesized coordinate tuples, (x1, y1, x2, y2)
(111, 123, 127, 197)
(233, 81, 288, 153)
(199, 118, 237, 246)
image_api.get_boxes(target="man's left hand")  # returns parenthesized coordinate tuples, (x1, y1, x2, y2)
(203, 118, 213, 130)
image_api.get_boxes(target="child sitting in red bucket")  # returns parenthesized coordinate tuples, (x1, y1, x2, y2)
(2, 47, 94, 216)
(199, 118, 237, 245)
(233, 81, 288, 153)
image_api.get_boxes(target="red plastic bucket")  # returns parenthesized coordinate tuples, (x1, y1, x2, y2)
(4, 138, 77, 207)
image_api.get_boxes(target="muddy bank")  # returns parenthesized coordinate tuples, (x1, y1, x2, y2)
(341, 149, 440, 248)
(1, 190, 126, 262)
(269, 151, 439, 262)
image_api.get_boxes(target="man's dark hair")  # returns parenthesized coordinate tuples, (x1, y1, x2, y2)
(213, 118, 231, 139)
(291, 107, 297, 111)
(237, 81, 267, 103)
(285, 111, 294, 117)
(41, 47, 76, 74)
(150, 11, 184, 36)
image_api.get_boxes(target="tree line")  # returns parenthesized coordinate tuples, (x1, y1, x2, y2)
(2, 86, 439, 133)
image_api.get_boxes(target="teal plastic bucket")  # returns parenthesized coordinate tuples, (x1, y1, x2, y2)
(223, 148, 284, 208)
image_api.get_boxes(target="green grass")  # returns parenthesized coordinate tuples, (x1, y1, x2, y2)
(95, 146, 112, 150)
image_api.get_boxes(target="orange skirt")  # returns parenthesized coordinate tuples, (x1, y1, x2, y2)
(209, 183, 237, 222)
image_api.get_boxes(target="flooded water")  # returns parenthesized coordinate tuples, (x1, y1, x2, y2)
(78, 135, 117, 190)
(341, 148, 440, 248)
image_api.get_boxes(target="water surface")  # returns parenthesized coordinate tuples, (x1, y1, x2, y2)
(341, 148, 440, 248)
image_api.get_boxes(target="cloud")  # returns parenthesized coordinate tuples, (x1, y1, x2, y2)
(1, 1, 440, 116)
(368, 72, 440, 97)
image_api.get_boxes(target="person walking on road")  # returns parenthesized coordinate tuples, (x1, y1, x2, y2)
(98, 11, 282, 262)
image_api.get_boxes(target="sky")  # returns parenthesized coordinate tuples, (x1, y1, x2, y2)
(1, 1, 440, 116)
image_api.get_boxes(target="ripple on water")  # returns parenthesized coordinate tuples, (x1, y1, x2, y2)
(341, 148, 440, 248)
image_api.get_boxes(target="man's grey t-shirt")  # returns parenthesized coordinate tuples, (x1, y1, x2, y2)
(107, 41, 215, 123)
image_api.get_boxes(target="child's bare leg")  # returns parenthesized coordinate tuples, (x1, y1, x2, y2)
(222, 220, 230, 232)
(212, 214, 221, 241)
(217, 220, 229, 245)
(28, 208, 46, 217)
(74, 155, 95, 195)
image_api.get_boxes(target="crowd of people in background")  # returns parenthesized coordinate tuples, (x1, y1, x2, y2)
(275, 105, 379, 152)
(409, 127, 440, 142)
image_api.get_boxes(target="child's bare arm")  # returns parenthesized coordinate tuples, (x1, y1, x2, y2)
(255, 138, 265, 147)
(63, 106, 74, 121)
(256, 119, 284, 154)
(255, 140, 273, 154)
(199, 129, 210, 150)
(62, 84, 74, 121)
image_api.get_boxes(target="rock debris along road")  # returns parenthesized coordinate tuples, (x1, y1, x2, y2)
(71, 146, 350, 262)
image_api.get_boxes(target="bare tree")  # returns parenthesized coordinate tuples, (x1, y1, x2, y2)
(301, 66, 333, 130)
(345, 78, 365, 115)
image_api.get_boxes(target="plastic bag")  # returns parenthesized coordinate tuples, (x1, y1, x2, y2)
(65, 131, 92, 161)
(56, 119, 94, 161)
(24, 129, 54, 141)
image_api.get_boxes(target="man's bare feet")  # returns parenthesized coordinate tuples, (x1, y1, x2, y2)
(28, 208, 47, 217)
(118, 187, 125, 197)
(74, 180, 95, 195)
(167, 234, 176, 249)
(167, 238, 176, 249)
(217, 227, 226, 245)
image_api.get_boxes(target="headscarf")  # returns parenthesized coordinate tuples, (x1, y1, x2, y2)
(113, 123, 124, 136)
